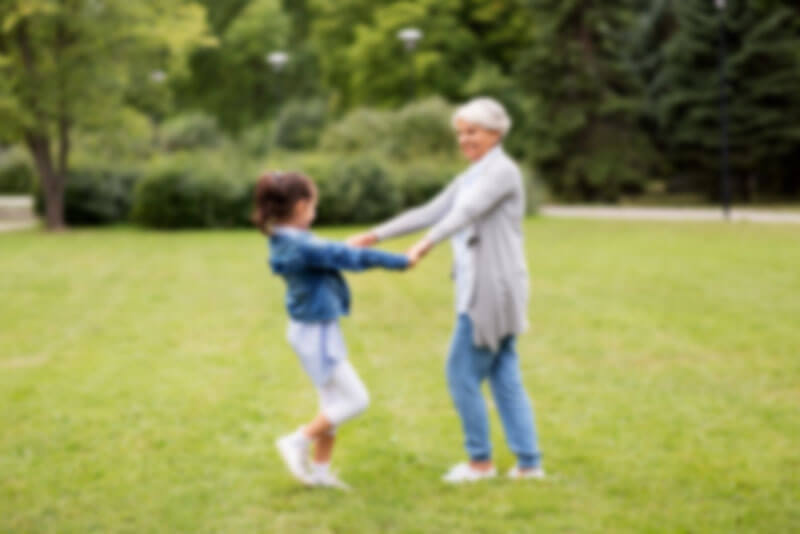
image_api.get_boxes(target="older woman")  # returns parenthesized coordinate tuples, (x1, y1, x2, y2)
(348, 97, 543, 483)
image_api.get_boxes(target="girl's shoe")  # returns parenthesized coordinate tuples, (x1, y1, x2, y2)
(442, 462, 497, 484)
(507, 465, 546, 480)
(276, 430, 312, 485)
(311, 470, 351, 491)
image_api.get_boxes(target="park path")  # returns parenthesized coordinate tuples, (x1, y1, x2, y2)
(0, 196, 37, 232)
(3, 197, 800, 232)
(540, 205, 800, 224)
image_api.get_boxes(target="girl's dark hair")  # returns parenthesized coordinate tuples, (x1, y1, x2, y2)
(253, 171, 316, 233)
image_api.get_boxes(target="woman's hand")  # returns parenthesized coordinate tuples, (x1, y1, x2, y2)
(346, 232, 378, 248)
(406, 238, 434, 267)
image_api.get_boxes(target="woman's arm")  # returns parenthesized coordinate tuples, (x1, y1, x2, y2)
(425, 165, 518, 244)
(358, 178, 460, 244)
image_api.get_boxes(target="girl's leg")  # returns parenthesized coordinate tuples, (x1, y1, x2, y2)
(488, 336, 542, 469)
(304, 359, 369, 444)
(314, 432, 335, 463)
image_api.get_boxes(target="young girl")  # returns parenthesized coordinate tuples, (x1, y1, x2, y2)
(254, 171, 411, 490)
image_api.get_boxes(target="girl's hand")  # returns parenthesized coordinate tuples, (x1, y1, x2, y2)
(346, 232, 378, 248)
(406, 238, 433, 267)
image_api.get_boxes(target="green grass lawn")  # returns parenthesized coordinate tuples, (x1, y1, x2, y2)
(2, 219, 798, 533)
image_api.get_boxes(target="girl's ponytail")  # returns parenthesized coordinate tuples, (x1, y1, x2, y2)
(253, 171, 316, 234)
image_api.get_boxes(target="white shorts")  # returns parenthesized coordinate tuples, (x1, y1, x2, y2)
(287, 320, 369, 426)
(317, 359, 370, 427)
(287, 320, 347, 386)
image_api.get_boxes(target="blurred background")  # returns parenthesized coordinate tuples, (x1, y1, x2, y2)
(1, 0, 799, 231)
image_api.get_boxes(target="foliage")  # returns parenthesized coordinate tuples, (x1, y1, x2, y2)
(320, 97, 456, 160)
(319, 108, 395, 154)
(32, 162, 141, 225)
(239, 121, 273, 159)
(132, 153, 251, 228)
(72, 108, 156, 163)
(0, 145, 35, 193)
(174, 0, 293, 131)
(160, 112, 223, 152)
(271, 99, 327, 150)
(3, 0, 800, 206)
(0, 0, 215, 228)
(514, 0, 666, 202)
(631, 0, 800, 200)
(389, 157, 462, 208)
(384, 97, 457, 159)
(307, 0, 533, 109)
(314, 155, 403, 224)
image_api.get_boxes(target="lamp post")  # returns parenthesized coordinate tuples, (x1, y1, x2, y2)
(397, 27, 423, 101)
(715, 0, 731, 218)
(266, 51, 289, 107)
(149, 70, 167, 84)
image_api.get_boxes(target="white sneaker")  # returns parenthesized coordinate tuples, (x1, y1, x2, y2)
(275, 430, 312, 485)
(507, 465, 546, 480)
(311, 470, 351, 491)
(442, 462, 497, 484)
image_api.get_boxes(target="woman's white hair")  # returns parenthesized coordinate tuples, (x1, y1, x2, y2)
(452, 97, 512, 137)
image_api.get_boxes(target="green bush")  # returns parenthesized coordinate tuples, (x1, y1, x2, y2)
(160, 112, 223, 152)
(34, 163, 141, 225)
(319, 98, 456, 161)
(240, 122, 272, 159)
(319, 109, 393, 154)
(314, 156, 402, 225)
(132, 154, 250, 229)
(0, 146, 36, 194)
(391, 158, 462, 209)
(272, 99, 327, 151)
(384, 97, 456, 159)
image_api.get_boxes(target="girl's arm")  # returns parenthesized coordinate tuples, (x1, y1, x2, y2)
(297, 239, 409, 272)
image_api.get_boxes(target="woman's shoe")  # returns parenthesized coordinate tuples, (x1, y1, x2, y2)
(442, 462, 497, 484)
(507, 465, 546, 480)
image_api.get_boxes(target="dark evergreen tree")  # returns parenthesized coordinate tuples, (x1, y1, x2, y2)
(633, 0, 800, 200)
(515, 0, 664, 201)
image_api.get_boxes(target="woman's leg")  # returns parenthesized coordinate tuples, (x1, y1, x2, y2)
(488, 336, 542, 469)
(446, 315, 494, 467)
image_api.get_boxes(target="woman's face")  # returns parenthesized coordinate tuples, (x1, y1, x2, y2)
(455, 119, 502, 162)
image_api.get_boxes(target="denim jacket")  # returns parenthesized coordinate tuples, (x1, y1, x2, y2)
(268, 227, 408, 322)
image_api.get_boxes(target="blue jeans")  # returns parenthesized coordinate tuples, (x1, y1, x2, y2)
(447, 314, 542, 468)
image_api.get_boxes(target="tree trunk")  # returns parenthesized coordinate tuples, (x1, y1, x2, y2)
(16, 19, 66, 230)
(26, 134, 65, 231)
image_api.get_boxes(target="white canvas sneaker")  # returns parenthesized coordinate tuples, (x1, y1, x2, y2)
(442, 462, 497, 484)
(507, 465, 546, 480)
(311, 470, 351, 491)
(275, 430, 312, 485)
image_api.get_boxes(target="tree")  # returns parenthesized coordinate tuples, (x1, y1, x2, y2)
(0, 0, 213, 230)
(174, 0, 292, 131)
(515, 0, 664, 201)
(633, 0, 800, 200)
(308, 0, 534, 111)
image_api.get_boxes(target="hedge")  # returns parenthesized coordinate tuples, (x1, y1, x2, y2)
(132, 154, 250, 229)
(34, 163, 141, 225)
(0, 146, 36, 194)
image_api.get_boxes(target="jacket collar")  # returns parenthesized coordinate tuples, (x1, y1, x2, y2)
(271, 225, 309, 238)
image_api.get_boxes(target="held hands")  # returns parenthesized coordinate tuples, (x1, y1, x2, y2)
(406, 238, 433, 269)
(346, 231, 431, 270)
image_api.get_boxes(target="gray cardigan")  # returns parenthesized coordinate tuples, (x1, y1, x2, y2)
(373, 146, 529, 351)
